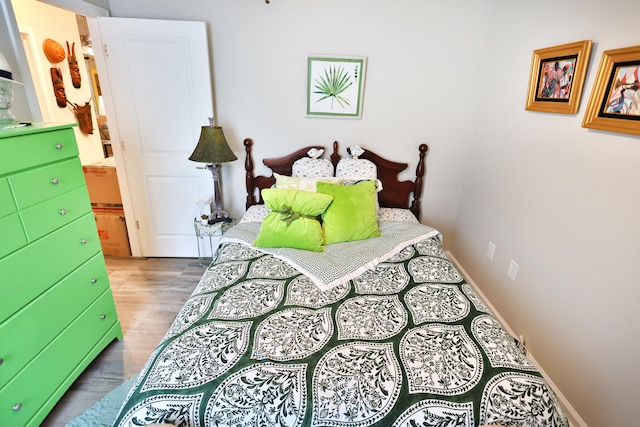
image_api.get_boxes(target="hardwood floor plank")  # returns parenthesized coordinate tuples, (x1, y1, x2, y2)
(40, 256, 207, 426)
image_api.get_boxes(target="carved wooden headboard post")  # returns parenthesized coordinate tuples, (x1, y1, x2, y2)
(410, 143, 429, 220)
(330, 141, 340, 170)
(244, 138, 256, 209)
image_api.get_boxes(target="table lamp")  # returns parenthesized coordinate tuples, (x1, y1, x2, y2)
(189, 118, 237, 223)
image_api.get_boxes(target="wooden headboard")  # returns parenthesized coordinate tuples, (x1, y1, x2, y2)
(244, 139, 428, 219)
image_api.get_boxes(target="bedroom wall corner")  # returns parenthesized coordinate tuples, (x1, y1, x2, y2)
(450, 1, 640, 426)
(446, 250, 586, 427)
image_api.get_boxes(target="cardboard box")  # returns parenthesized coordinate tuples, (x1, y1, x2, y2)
(94, 209, 131, 256)
(82, 157, 123, 208)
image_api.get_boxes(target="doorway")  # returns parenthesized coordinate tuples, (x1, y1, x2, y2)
(12, 0, 216, 258)
(12, 0, 131, 256)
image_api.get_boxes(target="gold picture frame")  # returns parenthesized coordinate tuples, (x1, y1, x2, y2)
(582, 45, 640, 137)
(525, 40, 592, 114)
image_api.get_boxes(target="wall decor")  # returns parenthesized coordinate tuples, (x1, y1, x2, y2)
(307, 56, 366, 119)
(525, 40, 592, 114)
(69, 101, 94, 134)
(43, 38, 65, 63)
(582, 45, 640, 137)
(66, 41, 81, 88)
(50, 67, 67, 107)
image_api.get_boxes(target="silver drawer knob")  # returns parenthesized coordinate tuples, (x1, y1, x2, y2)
(13, 403, 22, 412)
(100, 314, 107, 320)
(91, 278, 98, 284)
(59, 209, 67, 215)
(51, 178, 59, 185)
(80, 238, 87, 245)
(55, 143, 63, 150)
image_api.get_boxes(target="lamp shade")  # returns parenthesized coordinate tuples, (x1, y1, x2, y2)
(188, 125, 237, 164)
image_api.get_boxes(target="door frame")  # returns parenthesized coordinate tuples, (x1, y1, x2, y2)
(0, 0, 43, 123)
(85, 17, 141, 256)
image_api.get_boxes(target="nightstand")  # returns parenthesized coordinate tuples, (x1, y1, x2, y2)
(193, 218, 236, 261)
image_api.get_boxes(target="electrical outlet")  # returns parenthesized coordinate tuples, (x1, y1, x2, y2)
(507, 259, 519, 281)
(486, 242, 496, 260)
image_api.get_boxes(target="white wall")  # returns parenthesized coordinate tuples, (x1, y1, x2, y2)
(12, 0, 105, 164)
(451, 1, 640, 427)
(108, 0, 498, 244)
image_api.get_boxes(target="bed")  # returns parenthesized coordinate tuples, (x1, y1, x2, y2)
(113, 139, 568, 427)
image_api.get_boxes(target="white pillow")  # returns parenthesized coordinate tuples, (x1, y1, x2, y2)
(240, 204, 270, 223)
(274, 173, 343, 192)
(291, 157, 334, 178)
(335, 158, 377, 179)
(377, 208, 419, 223)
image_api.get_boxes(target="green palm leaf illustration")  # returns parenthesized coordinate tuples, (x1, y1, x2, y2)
(313, 65, 353, 110)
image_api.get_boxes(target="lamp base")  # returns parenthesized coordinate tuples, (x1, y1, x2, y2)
(208, 216, 233, 225)
(205, 163, 232, 224)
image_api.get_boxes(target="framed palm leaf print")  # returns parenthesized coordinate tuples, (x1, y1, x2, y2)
(307, 56, 367, 119)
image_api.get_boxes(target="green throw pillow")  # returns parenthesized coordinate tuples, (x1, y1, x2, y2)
(254, 188, 333, 251)
(316, 180, 380, 245)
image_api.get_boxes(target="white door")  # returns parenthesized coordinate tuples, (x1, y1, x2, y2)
(90, 17, 213, 257)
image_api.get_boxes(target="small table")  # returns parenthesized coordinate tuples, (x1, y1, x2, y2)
(193, 218, 236, 262)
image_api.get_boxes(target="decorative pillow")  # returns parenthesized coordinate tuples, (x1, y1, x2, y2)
(239, 204, 270, 223)
(377, 207, 419, 223)
(316, 180, 380, 245)
(292, 155, 334, 178)
(254, 188, 333, 251)
(274, 173, 343, 192)
(335, 158, 377, 179)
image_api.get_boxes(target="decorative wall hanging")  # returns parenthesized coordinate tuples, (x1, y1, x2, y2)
(307, 56, 367, 119)
(582, 45, 640, 137)
(43, 38, 66, 63)
(50, 67, 67, 107)
(66, 41, 81, 88)
(525, 40, 592, 114)
(69, 100, 94, 134)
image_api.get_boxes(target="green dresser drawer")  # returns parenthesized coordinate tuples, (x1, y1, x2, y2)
(0, 289, 118, 426)
(0, 178, 16, 218)
(0, 253, 110, 389)
(0, 128, 78, 175)
(20, 186, 91, 242)
(9, 157, 86, 210)
(0, 214, 102, 324)
(0, 213, 27, 259)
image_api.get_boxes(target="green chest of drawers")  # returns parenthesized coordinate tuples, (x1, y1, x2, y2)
(0, 124, 123, 426)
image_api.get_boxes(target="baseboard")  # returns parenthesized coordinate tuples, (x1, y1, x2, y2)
(445, 251, 588, 427)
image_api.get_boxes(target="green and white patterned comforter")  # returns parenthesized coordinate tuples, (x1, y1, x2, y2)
(113, 221, 568, 427)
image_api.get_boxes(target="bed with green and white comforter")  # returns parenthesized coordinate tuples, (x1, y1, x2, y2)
(113, 219, 568, 427)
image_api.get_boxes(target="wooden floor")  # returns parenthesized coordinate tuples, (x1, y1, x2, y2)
(40, 256, 207, 426)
